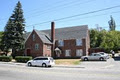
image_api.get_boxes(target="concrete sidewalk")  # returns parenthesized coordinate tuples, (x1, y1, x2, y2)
(0, 61, 85, 68)
(0, 58, 117, 69)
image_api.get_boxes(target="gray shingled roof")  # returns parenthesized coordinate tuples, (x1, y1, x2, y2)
(42, 25, 88, 40)
(24, 25, 88, 43)
(35, 30, 52, 44)
(23, 30, 52, 44)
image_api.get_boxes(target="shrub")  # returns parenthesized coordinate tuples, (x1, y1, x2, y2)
(15, 56, 32, 63)
(0, 56, 13, 62)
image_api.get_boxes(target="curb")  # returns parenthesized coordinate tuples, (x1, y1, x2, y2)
(0, 61, 85, 68)
(54, 65, 85, 68)
(0, 61, 26, 66)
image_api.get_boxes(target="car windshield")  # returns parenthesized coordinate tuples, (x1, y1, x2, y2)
(33, 57, 48, 60)
(50, 57, 54, 61)
(100, 53, 104, 55)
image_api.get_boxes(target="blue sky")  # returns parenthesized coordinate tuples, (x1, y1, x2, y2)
(0, 0, 120, 32)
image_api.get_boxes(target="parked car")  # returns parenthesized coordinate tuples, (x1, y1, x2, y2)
(81, 53, 107, 61)
(97, 52, 110, 59)
(27, 56, 55, 67)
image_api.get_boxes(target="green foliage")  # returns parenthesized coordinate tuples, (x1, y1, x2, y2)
(0, 32, 5, 51)
(15, 56, 32, 63)
(90, 29, 120, 52)
(90, 29, 105, 48)
(108, 15, 116, 31)
(0, 56, 13, 62)
(2, 1, 25, 56)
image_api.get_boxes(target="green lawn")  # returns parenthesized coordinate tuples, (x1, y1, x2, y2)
(55, 59, 81, 65)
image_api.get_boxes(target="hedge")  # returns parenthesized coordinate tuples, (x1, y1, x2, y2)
(15, 56, 32, 63)
(0, 56, 13, 62)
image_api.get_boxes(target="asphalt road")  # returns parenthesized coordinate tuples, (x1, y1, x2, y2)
(0, 58, 120, 80)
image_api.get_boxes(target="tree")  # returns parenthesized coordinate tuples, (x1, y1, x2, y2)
(3, 1, 25, 57)
(100, 31, 120, 52)
(90, 29, 105, 48)
(90, 29, 120, 52)
(108, 15, 116, 31)
(0, 31, 4, 51)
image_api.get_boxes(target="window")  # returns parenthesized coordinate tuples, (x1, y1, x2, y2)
(58, 40, 64, 46)
(35, 43, 39, 50)
(65, 50, 71, 57)
(94, 54, 100, 56)
(34, 58, 48, 60)
(32, 34, 35, 41)
(76, 49, 83, 56)
(76, 39, 82, 46)
(47, 45, 51, 50)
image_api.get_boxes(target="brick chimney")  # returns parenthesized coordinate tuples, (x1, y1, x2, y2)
(51, 22, 55, 58)
(51, 22, 55, 43)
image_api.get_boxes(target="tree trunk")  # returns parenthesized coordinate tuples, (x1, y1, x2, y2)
(12, 48, 16, 59)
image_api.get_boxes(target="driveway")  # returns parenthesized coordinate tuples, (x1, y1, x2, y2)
(80, 58, 120, 69)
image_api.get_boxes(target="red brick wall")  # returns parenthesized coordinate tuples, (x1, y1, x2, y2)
(86, 30, 90, 55)
(25, 30, 51, 57)
(55, 39, 87, 58)
(43, 44, 51, 57)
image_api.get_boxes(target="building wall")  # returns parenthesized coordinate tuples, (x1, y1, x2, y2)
(86, 30, 90, 55)
(25, 30, 51, 58)
(55, 39, 87, 58)
(43, 44, 52, 57)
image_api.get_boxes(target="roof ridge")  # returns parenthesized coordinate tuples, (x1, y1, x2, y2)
(42, 25, 88, 31)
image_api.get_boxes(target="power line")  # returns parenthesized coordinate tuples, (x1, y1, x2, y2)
(26, 0, 95, 19)
(0, 0, 95, 21)
(26, 5, 120, 27)
(55, 11, 120, 23)
(25, 0, 70, 13)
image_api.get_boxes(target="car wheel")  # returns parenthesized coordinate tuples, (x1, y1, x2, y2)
(99, 57, 104, 61)
(42, 63, 47, 67)
(84, 58, 88, 61)
(28, 62, 32, 66)
(48, 65, 51, 67)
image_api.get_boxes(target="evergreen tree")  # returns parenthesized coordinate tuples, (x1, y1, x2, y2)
(3, 1, 25, 57)
(108, 15, 116, 31)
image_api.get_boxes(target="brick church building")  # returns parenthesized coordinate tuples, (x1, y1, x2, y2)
(24, 22, 90, 58)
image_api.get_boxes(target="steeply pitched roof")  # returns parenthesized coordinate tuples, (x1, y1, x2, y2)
(24, 25, 88, 43)
(42, 25, 88, 40)
(35, 30, 52, 44)
(24, 30, 52, 44)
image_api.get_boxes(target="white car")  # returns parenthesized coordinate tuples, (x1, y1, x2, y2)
(97, 52, 110, 59)
(27, 57, 55, 67)
(81, 53, 107, 61)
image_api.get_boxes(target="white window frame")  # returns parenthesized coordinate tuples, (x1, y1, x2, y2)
(76, 49, 83, 57)
(76, 39, 82, 46)
(47, 45, 51, 50)
(65, 50, 71, 57)
(58, 40, 64, 46)
(35, 43, 39, 50)
(32, 34, 35, 41)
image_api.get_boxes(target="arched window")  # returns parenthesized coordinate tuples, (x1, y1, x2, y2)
(32, 34, 35, 41)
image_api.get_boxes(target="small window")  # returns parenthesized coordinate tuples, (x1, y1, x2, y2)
(58, 40, 64, 46)
(47, 45, 51, 50)
(41, 58, 48, 60)
(65, 50, 71, 57)
(32, 34, 35, 41)
(34, 58, 41, 60)
(96, 54, 100, 56)
(76, 39, 82, 46)
(35, 43, 39, 50)
(76, 49, 83, 56)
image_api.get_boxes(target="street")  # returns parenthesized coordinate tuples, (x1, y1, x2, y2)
(0, 58, 120, 80)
